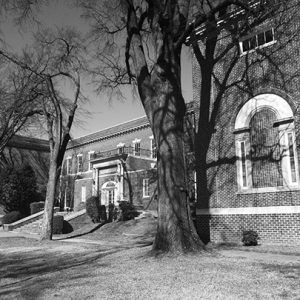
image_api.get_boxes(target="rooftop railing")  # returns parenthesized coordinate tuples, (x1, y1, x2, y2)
(92, 146, 155, 160)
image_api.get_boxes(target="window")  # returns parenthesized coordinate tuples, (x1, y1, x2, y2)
(117, 142, 125, 155)
(150, 136, 157, 159)
(240, 141, 247, 188)
(143, 178, 149, 197)
(234, 94, 299, 191)
(88, 151, 94, 171)
(77, 154, 83, 173)
(240, 28, 275, 54)
(133, 139, 141, 156)
(249, 108, 283, 188)
(66, 157, 72, 175)
(287, 132, 297, 183)
(81, 186, 86, 202)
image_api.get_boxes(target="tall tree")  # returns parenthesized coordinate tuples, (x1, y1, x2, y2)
(32, 28, 86, 240)
(80, 0, 286, 252)
(0, 28, 86, 240)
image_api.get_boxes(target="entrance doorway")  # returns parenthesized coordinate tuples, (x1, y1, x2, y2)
(101, 181, 117, 206)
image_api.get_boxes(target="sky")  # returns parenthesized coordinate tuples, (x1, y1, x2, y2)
(1, 1, 193, 139)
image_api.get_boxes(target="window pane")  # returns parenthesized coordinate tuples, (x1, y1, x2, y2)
(249, 36, 257, 50)
(242, 39, 250, 52)
(134, 142, 140, 156)
(265, 29, 274, 43)
(250, 108, 283, 188)
(288, 133, 297, 182)
(241, 141, 247, 187)
(257, 32, 265, 46)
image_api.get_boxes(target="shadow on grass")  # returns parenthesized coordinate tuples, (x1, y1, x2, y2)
(0, 241, 131, 299)
(54, 222, 104, 240)
(260, 263, 300, 280)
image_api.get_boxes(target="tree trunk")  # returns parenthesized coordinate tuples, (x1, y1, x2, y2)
(40, 157, 58, 240)
(151, 72, 204, 252)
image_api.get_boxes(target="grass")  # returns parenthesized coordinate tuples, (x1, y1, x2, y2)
(0, 217, 299, 299)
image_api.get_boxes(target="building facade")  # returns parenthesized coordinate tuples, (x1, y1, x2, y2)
(60, 116, 158, 211)
(191, 1, 300, 244)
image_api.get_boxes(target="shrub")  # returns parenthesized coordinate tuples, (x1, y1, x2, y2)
(52, 215, 64, 234)
(2, 211, 22, 224)
(62, 220, 73, 234)
(99, 205, 107, 222)
(118, 201, 139, 221)
(0, 164, 39, 216)
(30, 201, 45, 215)
(86, 196, 101, 223)
(242, 230, 260, 246)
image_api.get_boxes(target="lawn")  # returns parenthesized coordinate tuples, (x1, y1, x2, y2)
(0, 218, 299, 300)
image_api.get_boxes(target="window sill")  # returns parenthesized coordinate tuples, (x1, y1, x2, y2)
(237, 185, 300, 194)
(240, 40, 277, 56)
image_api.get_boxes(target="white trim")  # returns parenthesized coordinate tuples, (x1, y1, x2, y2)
(75, 178, 93, 182)
(132, 138, 141, 143)
(81, 186, 87, 202)
(127, 154, 156, 162)
(239, 28, 276, 55)
(88, 151, 95, 171)
(76, 154, 83, 174)
(66, 157, 72, 175)
(143, 178, 150, 198)
(235, 94, 293, 130)
(196, 206, 300, 215)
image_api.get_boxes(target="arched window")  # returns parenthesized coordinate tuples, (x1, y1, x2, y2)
(234, 94, 299, 191)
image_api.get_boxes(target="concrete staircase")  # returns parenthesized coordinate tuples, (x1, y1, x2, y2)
(3, 209, 87, 236)
(12, 218, 42, 235)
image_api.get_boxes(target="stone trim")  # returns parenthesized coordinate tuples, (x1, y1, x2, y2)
(196, 206, 300, 215)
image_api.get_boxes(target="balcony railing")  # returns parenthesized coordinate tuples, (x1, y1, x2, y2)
(92, 146, 154, 160)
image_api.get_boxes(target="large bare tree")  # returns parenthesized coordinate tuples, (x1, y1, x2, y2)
(0, 27, 86, 240)
(80, 0, 290, 253)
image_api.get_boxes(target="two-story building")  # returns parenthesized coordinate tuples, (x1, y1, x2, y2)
(60, 116, 158, 211)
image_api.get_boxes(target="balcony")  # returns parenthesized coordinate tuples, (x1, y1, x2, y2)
(92, 146, 155, 161)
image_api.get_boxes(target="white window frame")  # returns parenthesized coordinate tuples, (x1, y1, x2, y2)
(239, 28, 276, 55)
(149, 136, 157, 159)
(133, 138, 141, 156)
(81, 186, 87, 202)
(117, 142, 125, 155)
(143, 178, 150, 197)
(234, 94, 299, 192)
(66, 156, 72, 175)
(283, 129, 299, 186)
(77, 154, 83, 174)
(88, 151, 94, 172)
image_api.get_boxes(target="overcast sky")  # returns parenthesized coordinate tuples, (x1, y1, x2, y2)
(1, 1, 193, 139)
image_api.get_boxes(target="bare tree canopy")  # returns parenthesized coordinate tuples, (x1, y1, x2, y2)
(79, 0, 297, 253)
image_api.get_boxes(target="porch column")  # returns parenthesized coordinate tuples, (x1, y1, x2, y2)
(118, 163, 124, 202)
(92, 168, 99, 196)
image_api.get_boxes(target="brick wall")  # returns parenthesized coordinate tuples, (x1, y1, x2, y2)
(63, 124, 153, 175)
(192, 2, 300, 243)
(196, 213, 300, 245)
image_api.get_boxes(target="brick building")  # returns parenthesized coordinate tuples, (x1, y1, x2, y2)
(190, 1, 300, 244)
(60, 116, 158, 211)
